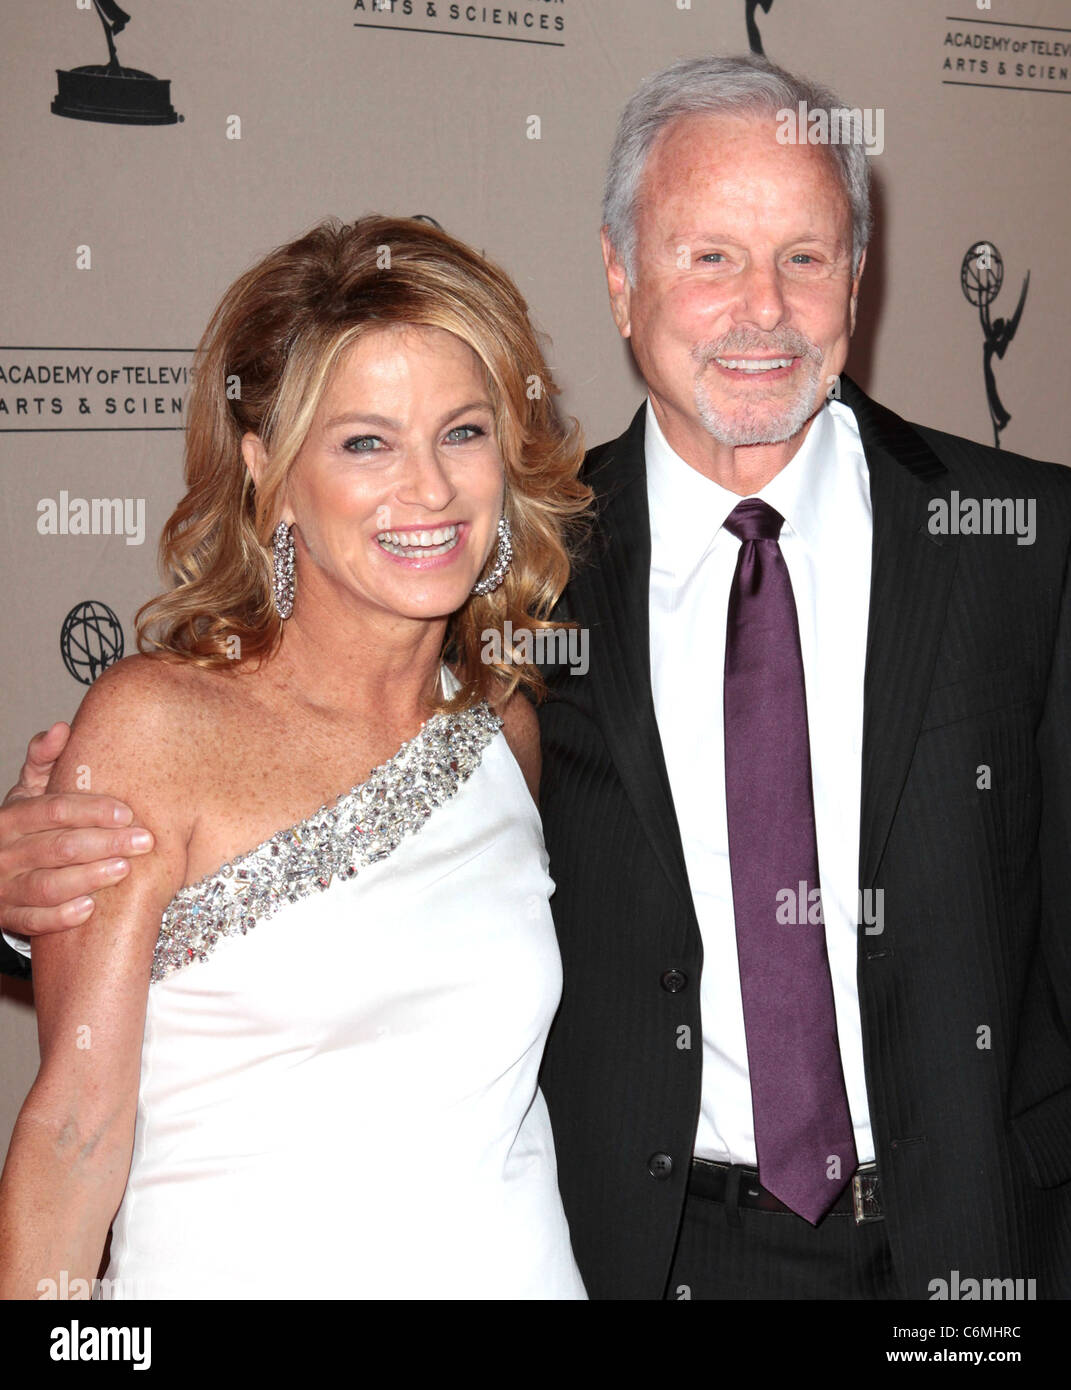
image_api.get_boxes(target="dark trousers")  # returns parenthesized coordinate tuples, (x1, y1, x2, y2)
(665, 1165, 901, 1300)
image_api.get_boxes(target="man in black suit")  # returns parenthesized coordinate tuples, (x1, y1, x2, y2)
(2, 54, 1070, 1300)
(531, 54, 1071, 1300)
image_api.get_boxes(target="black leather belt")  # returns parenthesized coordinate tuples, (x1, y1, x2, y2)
(689, 1157, 883, 1225)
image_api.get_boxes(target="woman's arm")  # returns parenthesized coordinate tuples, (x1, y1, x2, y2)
(0, 658, 191, 1298)
(0, 719, 155, 936)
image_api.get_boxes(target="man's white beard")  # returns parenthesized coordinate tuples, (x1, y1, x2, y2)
(692, 342, 825, 447)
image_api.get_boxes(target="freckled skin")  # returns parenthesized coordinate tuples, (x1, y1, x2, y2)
(603, 112, 866, 495)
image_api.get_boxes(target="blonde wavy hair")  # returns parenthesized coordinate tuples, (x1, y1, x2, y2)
(135, 215, 592, 711)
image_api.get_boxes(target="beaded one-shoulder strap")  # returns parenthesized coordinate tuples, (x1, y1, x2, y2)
(151, 701, 502, 983)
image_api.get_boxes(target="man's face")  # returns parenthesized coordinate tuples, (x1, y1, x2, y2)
(604, 111, 864, 455)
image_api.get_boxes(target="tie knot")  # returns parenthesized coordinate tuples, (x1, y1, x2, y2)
(724, 498, 784, 543)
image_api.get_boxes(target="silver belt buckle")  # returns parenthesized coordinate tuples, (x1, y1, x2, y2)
(851, 1162, 883, 1225)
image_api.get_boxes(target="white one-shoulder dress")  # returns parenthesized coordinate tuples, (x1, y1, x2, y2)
(10, 669, 586, 1299)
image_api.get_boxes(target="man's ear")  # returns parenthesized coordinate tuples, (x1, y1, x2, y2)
(848, 247, 867, 336)
(601, 227, 633, 340)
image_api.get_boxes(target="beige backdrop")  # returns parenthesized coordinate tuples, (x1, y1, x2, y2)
(2, 0, 1069, 1147)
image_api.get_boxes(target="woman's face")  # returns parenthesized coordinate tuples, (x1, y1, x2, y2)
(256, 323, 506, 627)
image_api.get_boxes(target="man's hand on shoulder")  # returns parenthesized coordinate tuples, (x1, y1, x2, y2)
(0, 672, 157, 938)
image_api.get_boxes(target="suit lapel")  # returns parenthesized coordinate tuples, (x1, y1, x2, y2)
(569, 403, 695, 912)
(838, 376, 961, 892)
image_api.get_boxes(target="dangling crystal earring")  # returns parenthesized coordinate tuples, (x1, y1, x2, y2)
(272, 520, 295, 619)
(470, 515, 513, 596)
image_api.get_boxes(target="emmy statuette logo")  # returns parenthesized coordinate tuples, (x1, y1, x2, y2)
(960, 242, 1030, 450)
(52, 1, 180, 126)
(746, 0, 776, 55)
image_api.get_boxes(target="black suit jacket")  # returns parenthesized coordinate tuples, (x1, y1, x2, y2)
(536, 374, 1071, 1299)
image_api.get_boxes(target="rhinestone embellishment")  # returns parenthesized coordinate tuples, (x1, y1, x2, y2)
(151, 701, 502, 983)
(271, 521, 295, 620)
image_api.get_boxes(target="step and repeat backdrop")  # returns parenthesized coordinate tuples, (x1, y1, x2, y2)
(1, 0, 1069, 1139)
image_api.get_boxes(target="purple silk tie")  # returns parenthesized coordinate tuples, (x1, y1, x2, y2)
(723, 498, 858, 1224)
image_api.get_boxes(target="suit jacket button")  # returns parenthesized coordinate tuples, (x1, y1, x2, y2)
(648, 1152, 674, 1179)
(661, 968, 687, 993)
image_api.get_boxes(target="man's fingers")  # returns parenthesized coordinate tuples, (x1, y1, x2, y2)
(0, 851, 143, 935)
(1, 896, 97, 938)
(0, 821, 153, 872)
(0, 799, 152, 935)
(9, 722, 72, 798)
(6, 855, 134, 909)
(0, 792, 144, 845)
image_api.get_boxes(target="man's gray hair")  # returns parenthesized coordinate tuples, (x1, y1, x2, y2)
(603, 54, 872, 282)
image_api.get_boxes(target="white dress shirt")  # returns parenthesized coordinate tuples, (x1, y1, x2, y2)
(645, 395, 876, 1166)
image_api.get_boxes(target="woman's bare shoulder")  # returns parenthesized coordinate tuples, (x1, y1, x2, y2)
(70, 651, 195, 714)
(68, 653, 235, 740)
(55, 654, 225, 819)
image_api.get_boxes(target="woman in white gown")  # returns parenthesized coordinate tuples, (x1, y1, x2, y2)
(0, 216, 591, 1299)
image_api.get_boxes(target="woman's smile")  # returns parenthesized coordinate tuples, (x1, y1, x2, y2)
(374, 520, 467, 566)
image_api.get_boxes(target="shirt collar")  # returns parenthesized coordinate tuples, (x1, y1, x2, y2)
(644, 394, 849, 577)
